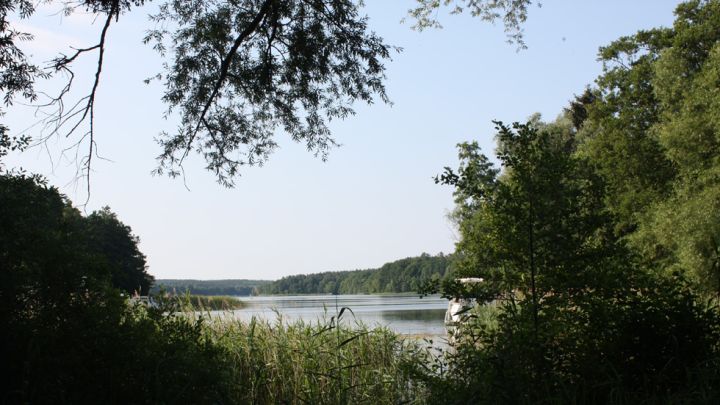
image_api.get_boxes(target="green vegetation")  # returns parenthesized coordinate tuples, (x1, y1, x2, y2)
(0, 172, 428, 403)
(416, 2, 720, 402)
(0, 173, 227, 403)
(0, 0, 530, 184)
(182, 294, 246, 311)
(261, 253, 451, 294)
(153, 279, 271, 296)
(157, 254, 450, 296)
(208, 313, 428, 404)
(579, 0, 720, 295)
(3, 1, 720, 404)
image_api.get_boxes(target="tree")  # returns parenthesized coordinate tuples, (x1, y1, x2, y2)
(423, 113, 720, 404)
(0, 1, 43, 171)
(575, 25, 676, 237)
(0, 172, 234, 403)
(630, 0, 720, 296)
(259, 253, 451, 294)
(1, 0, 397, 187)
(0, 172, 116, 398)
(85, 206, 154, 294)
(0, 173, 153, 331)
(0, 173, 111, 323)
(435, 117, 614, 301)
(578, 0, 720, 295)
(0, 0, 535, 186)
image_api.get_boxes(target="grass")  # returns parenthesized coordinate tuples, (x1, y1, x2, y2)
(135, 297, 719, 405)
(204, 309, 431, 404)
(181, 294, 246, 311)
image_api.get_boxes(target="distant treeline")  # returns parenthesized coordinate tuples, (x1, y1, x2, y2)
(153, 279, 271, 296)
(259, 253, 452, 295)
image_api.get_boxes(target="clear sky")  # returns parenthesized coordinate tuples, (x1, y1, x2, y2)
(6, 0, 682, 280)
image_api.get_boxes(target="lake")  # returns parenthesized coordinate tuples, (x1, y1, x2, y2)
(230, 294, 449, 338)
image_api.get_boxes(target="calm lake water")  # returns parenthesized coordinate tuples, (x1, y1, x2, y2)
(230, 294, 449, 337)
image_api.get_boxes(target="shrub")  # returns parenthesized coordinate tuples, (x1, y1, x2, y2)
(410, 272, 720, 404)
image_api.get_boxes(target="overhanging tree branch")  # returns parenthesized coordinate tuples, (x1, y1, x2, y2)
(180, 0, 275, 165)
(31, 0, 120, 203)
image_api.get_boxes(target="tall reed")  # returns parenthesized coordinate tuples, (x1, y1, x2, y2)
(207, 309, 430, 404)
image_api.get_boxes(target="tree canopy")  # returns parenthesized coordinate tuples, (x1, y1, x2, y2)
(0, 173, 154, 297)
(0, 0, 536, 186)
(427, 113, 720, 404)
(85, 206, 153, 294)
(418, 2, 720, 402)
(0, 171, 236, 403)
(153, 278, 271, 296)
(577, 0, 720, 295)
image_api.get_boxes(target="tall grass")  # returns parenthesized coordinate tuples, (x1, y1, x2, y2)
(183, 294, 246, 311)
(206, 309, 430, 404)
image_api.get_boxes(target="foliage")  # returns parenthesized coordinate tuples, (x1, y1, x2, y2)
(433, 118, 615, 305)
(0, 0, 541, 185)
(211, 311, 429, 404)
(578, 0, 720, 295)
(0, 172, 113, 337)
(15, 303, 231, 404)
(412, 272, 720, 404)
(261, 253, 451, 294)
(406, 0, 534, 48)
(0, 0, 46, 147)
(85, 206, 154, 295)
(0, 173, 230, 403)
(575, 24, 675, 237)
(180, 294, 247, 311)
(0, 0, 399, 186)
(428, 95, 720, 401)
(145, 0, 397, 185)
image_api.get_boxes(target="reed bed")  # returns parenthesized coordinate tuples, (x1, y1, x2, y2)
(206, 309, 430, 404)
(184, 294, 246, 311)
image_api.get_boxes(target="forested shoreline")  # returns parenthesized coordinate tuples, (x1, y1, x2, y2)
(259, 253, 451, 294)
(153, 279, 271, 296)
(154, 253, 450, 296)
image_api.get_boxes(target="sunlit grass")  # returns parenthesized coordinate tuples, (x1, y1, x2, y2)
(205, 309, 431, 404)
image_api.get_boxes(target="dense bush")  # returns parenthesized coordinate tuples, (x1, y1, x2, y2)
(412, 272, 720, 404)
(0, 174, 231, 403)
(10, 304, 230, 404)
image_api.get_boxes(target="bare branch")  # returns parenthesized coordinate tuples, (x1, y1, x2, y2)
(29, 0, 120, 205)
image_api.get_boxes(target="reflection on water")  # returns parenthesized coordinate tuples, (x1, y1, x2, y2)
(229, 294, 449, 337)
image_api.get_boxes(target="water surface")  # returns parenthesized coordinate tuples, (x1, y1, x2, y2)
(231, 294, 448, 337)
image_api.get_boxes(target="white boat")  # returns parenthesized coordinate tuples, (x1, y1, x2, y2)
(445, 277, 483, 339)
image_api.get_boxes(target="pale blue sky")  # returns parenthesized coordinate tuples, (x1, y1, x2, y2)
(6, 1, 682, 279)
